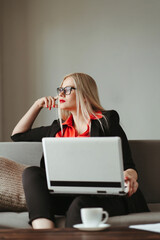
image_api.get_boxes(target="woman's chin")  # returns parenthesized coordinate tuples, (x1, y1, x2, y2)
(59, 106, 68, 111)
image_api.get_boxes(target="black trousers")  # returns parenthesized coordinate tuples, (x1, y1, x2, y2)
(22, 166, 148, 227)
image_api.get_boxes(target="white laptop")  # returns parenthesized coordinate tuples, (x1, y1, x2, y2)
(42, 137, 127, 196)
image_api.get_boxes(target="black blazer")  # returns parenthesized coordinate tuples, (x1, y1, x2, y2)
(11, 110, 150, 214)
(11, 110, 136, 171)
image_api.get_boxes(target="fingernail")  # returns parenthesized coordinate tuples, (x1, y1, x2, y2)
(53, 104, 55, 108)
(47, 105, 48, 108)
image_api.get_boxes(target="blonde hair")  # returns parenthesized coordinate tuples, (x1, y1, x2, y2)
(57, 73, 106, 134)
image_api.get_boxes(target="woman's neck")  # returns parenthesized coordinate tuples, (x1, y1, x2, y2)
(71, 111, 89, 135)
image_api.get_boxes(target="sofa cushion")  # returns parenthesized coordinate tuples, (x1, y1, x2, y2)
(107, 212, 160, 226)
(1, 211, 160, 229)
(0, 157, 28, 212)
(0, 212, 31, 229)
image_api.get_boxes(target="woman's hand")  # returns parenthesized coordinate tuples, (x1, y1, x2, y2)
(124, 169, 139, 197)
(36, 96, 58, 110)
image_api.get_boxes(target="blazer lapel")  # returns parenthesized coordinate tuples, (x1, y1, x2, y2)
(48, 120, 61, 137)
(90, 119, 104, 137)
(90, 116, 110, 137)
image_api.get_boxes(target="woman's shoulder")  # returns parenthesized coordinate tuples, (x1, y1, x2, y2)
(50, 119, 61, 130)
(102, 110, 120, 124)
(51, 119, 60, 126)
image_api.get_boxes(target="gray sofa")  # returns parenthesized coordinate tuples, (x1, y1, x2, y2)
(0, 140, 160, 229)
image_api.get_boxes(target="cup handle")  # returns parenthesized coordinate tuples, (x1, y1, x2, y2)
(100, 211, 108, 224)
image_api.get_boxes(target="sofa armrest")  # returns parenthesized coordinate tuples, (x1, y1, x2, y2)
(129, 140, 160, 204)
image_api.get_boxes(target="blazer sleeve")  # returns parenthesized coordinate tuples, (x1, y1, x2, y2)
(106, 110, 136, 171)
(11, 125, 52, 142)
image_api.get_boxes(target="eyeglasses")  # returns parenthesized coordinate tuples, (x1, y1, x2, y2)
(57, 86, 76, 95)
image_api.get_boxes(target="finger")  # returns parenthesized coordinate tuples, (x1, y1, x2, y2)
(132, 181, 138, 193)
(127, 179, 133, 197)
(129, 180, 138, 196)
(124, 176, 130, 196)
(43, 97, 49, 108)
(129, 184, 132, 197)
(124, 179, 131, 197)
(130, 184, 134, 196)
(50, 97, 55, 108)
(48, 96, 53, 110)
(125, 176, 129, 181)
(53, 96, 58, 108)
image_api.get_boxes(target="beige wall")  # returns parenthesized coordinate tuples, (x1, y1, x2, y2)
(1, 0, 160, 141)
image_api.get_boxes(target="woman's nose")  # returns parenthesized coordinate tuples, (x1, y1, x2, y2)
(59, 91, 65, 97)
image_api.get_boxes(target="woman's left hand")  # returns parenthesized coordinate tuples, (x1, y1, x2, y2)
(124, 169, 139, 197)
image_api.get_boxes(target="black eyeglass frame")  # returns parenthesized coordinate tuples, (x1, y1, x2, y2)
(57, 86, 76, 95)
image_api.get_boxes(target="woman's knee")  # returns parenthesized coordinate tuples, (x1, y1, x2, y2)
(68, 196, 92, 212)
(66, 196, 93, 227)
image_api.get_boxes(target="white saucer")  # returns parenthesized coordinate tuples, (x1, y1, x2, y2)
(73, 223, 110, 231)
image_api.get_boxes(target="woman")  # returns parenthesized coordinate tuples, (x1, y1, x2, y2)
(11, 73, 149, 229)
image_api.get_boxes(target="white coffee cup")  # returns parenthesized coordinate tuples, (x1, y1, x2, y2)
(81, 208, 108, 227)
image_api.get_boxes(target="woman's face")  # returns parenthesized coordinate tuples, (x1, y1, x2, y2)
(58, 77, 77, 112)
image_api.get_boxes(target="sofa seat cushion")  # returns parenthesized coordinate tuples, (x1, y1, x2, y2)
(1, 212, 160, 229)
(0, 157, 28, 212)
(108, 212, 160, 226)
(0, 212, 31, 229)
(55, 212, 160, 228)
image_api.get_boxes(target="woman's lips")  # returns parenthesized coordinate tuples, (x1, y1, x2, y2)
(59, 99, 66, 103)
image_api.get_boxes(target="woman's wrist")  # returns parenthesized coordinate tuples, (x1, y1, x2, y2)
(34, 99, 43, 110)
